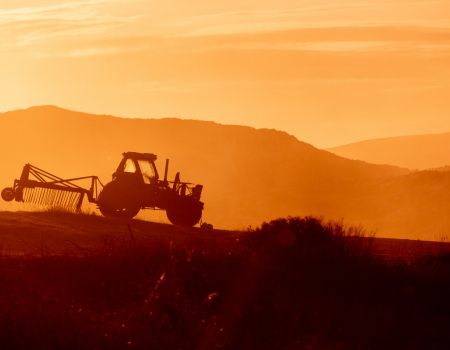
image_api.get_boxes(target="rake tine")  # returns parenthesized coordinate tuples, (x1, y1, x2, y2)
(69, 192, 74, 210)
(56, 190, 63, 208)
(48, 189, 54, 206)
(30, 188, 36, 204)
(35, 188, 40, 204)
(36, 189, 41, 204)
(29, 188, 36, 204)
(64, 192, 69, 208)
(71, 193, 77, 210)
(51, 189, 57, 207)
(53, 190, 59, 207)
(66, 192, 72, 210)
(52, 189, 57, 207)
(61, 191, 67, 209)
(69, 193, 75, 210)
(72, 193, 77, 211)
(63, 192, 70, 209)
(51, 190, 55, 206)
(67, 192, 73, 210)
(60, 191, 66, 208)
(71, 193, 78, 211)
(65, 192, 70, 209)
(45, 189, 50, 206)
(61, 192, 67, 209)
(59, 191, 66, 208)
(33, 188, 39, 204)
(41, 188, 46, 205)
(38, 188, 45, 205)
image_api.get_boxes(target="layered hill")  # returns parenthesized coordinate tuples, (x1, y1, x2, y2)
(1, 106, 449, 239)
(329, 133, 450, 170)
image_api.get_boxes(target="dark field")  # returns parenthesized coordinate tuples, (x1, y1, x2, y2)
(0, 211, 450, 349)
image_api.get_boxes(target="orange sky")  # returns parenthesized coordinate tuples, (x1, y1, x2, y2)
(0, 0, 449, 147)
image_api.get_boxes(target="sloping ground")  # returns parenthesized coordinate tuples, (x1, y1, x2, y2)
(0, 211, 449, 261)
(1, 213, 450, 349)
(0, 211, 236, 256)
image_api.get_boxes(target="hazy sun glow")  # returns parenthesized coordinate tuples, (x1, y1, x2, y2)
(1, 0, 449, 147)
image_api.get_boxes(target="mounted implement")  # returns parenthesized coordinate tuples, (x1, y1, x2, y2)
(1, 164, 102, 211)
(2, 152, 204, 227)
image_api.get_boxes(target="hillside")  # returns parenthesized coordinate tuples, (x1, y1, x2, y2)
(0, 211, 235, 256)
(329, 132, 450, 170)
(1, 106, 450, 239)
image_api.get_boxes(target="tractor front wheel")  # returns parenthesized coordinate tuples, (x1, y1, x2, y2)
(166, 201, 202, 227)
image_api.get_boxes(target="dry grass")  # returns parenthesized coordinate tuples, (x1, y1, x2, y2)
(0, 216, 449, 349)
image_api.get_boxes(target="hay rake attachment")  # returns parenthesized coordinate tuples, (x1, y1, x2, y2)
(1, 164, 103, 211)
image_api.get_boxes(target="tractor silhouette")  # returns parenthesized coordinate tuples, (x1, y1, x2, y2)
(2, 152, 204, 227)
(98, 152, 203, 226)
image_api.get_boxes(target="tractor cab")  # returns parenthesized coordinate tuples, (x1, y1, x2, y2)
(114, 152, 159, 185)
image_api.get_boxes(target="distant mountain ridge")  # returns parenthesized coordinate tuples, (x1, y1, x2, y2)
(329, 132, 450, 170)
(1, 106, 449, 240)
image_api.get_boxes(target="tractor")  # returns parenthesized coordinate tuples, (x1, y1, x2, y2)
(1, 152, 204, 227)
(98, 152, 204, 226)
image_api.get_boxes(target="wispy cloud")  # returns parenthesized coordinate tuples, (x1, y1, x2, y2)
(46, 25, 450, 56)
(168, 1, 450, 36)
(0, 1, 112, 23)
(0, 0, 138, 49)
(1, 0, 449, 58)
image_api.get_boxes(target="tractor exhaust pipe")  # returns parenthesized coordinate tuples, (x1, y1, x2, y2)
(164, 159, 169, 183)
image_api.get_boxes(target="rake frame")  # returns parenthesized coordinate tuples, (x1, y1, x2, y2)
(6, 164, 103, 211)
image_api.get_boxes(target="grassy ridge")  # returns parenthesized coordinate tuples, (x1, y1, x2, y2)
(0, 216, 449, 349)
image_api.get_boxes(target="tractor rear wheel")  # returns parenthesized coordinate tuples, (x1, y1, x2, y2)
(97, 181, 141, 219)
(166, 201, 202, 227)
